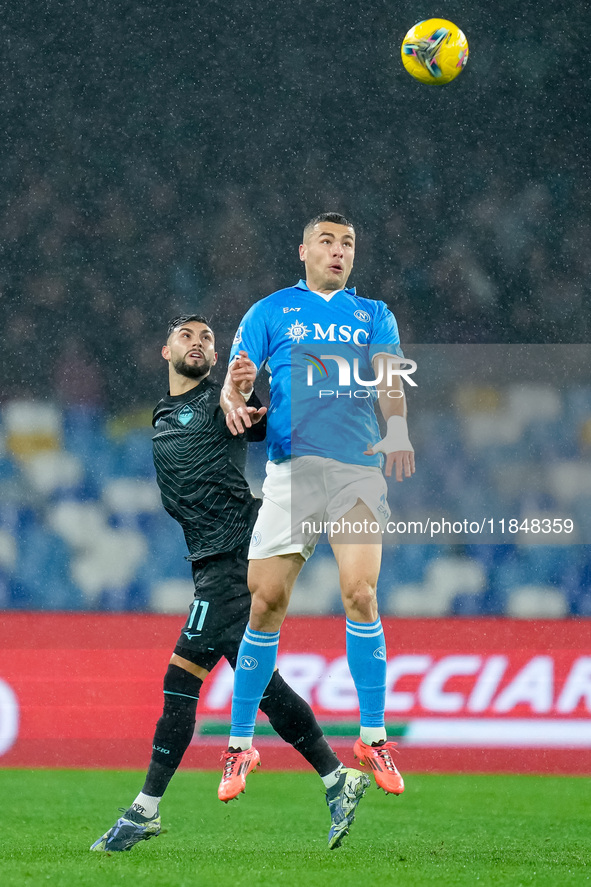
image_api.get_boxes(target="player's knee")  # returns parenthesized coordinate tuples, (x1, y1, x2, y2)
(248, 557, 298, 606)
(249, 585, 289, 621)
(342, 581, 378, 619)
(162, 663, 203, 716)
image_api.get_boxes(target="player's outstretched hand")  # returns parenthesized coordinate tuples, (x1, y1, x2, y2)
(226, 405, 268, 436)
(365, 415, 415, 482)
(365, 447, 415, 481)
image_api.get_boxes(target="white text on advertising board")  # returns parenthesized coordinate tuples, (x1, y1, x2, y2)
(205, 654, 591, 715)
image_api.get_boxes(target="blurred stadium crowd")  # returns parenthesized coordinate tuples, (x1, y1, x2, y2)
(0, 0, 589, 614)
(2, 376, 591, 617)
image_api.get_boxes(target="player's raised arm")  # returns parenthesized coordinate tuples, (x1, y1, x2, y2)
(223, 304, 270, 436)
(364, 353, 415, 482)
(221, 350, 267, 436)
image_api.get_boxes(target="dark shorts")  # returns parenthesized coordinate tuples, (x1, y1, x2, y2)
(173, 542, 251, 672)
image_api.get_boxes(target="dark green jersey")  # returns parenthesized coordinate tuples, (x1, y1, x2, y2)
(152, 377, 264, 560)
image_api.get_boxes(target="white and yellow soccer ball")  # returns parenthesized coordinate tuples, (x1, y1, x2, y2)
(401, 18, 468, 85)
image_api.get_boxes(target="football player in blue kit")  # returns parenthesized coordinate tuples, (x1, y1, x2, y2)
(90, 314, 371, 852)
(217, 213, 415, 802)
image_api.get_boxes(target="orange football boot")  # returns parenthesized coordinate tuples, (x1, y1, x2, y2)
(218, 747, 261, 802)
(353, 739, 405, 794)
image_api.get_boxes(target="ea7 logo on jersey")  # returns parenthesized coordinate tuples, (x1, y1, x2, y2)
(313, 323, 369, 344)
(283, 306, 301, 313)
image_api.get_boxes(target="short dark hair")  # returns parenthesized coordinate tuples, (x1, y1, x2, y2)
(303, 212, 355, 240)
(166, 314, 211, 339)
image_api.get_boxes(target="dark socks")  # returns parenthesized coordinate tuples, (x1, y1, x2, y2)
(142, 664, 202, 797)
(259, 670, 340, 777)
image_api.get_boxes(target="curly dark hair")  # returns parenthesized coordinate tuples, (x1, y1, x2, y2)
(166, 314, 212, 339)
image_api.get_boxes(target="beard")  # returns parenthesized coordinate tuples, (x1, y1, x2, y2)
(172, 354, 212, 379)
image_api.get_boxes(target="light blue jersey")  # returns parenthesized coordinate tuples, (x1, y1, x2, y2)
(230, 280, 403, 466)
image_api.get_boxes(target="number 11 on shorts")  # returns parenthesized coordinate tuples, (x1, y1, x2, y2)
(187, 599, 210, 632)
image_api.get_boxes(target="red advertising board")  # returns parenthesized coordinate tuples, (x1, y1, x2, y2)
(1, 613, 590, 773)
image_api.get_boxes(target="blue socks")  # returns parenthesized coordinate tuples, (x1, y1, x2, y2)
(346, 617, 387, 729)
(230, 625, 280, 743)
(229, 619, 386, 747)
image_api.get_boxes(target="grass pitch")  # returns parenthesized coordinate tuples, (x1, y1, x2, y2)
(1, 769, 589, 887)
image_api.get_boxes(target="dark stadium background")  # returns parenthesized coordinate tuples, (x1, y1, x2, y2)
(0, 0, 590, 781)
(0, 0, 589, 616)
(0, 0, 587, 408)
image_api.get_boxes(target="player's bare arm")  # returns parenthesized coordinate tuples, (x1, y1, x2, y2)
(221, 349, 267, 436)
(364, 352, 415, 482)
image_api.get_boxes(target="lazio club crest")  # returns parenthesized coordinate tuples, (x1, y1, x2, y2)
(178, 405, 194, 426)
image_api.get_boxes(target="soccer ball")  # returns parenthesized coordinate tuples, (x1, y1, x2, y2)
(401, 19, 468, 85)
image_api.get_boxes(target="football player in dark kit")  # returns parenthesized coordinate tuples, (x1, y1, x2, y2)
(91, 314, 370, 853)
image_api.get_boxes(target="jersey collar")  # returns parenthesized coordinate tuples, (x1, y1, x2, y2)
(294, 279, 356, 296)
(164, 376, 215, 403)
